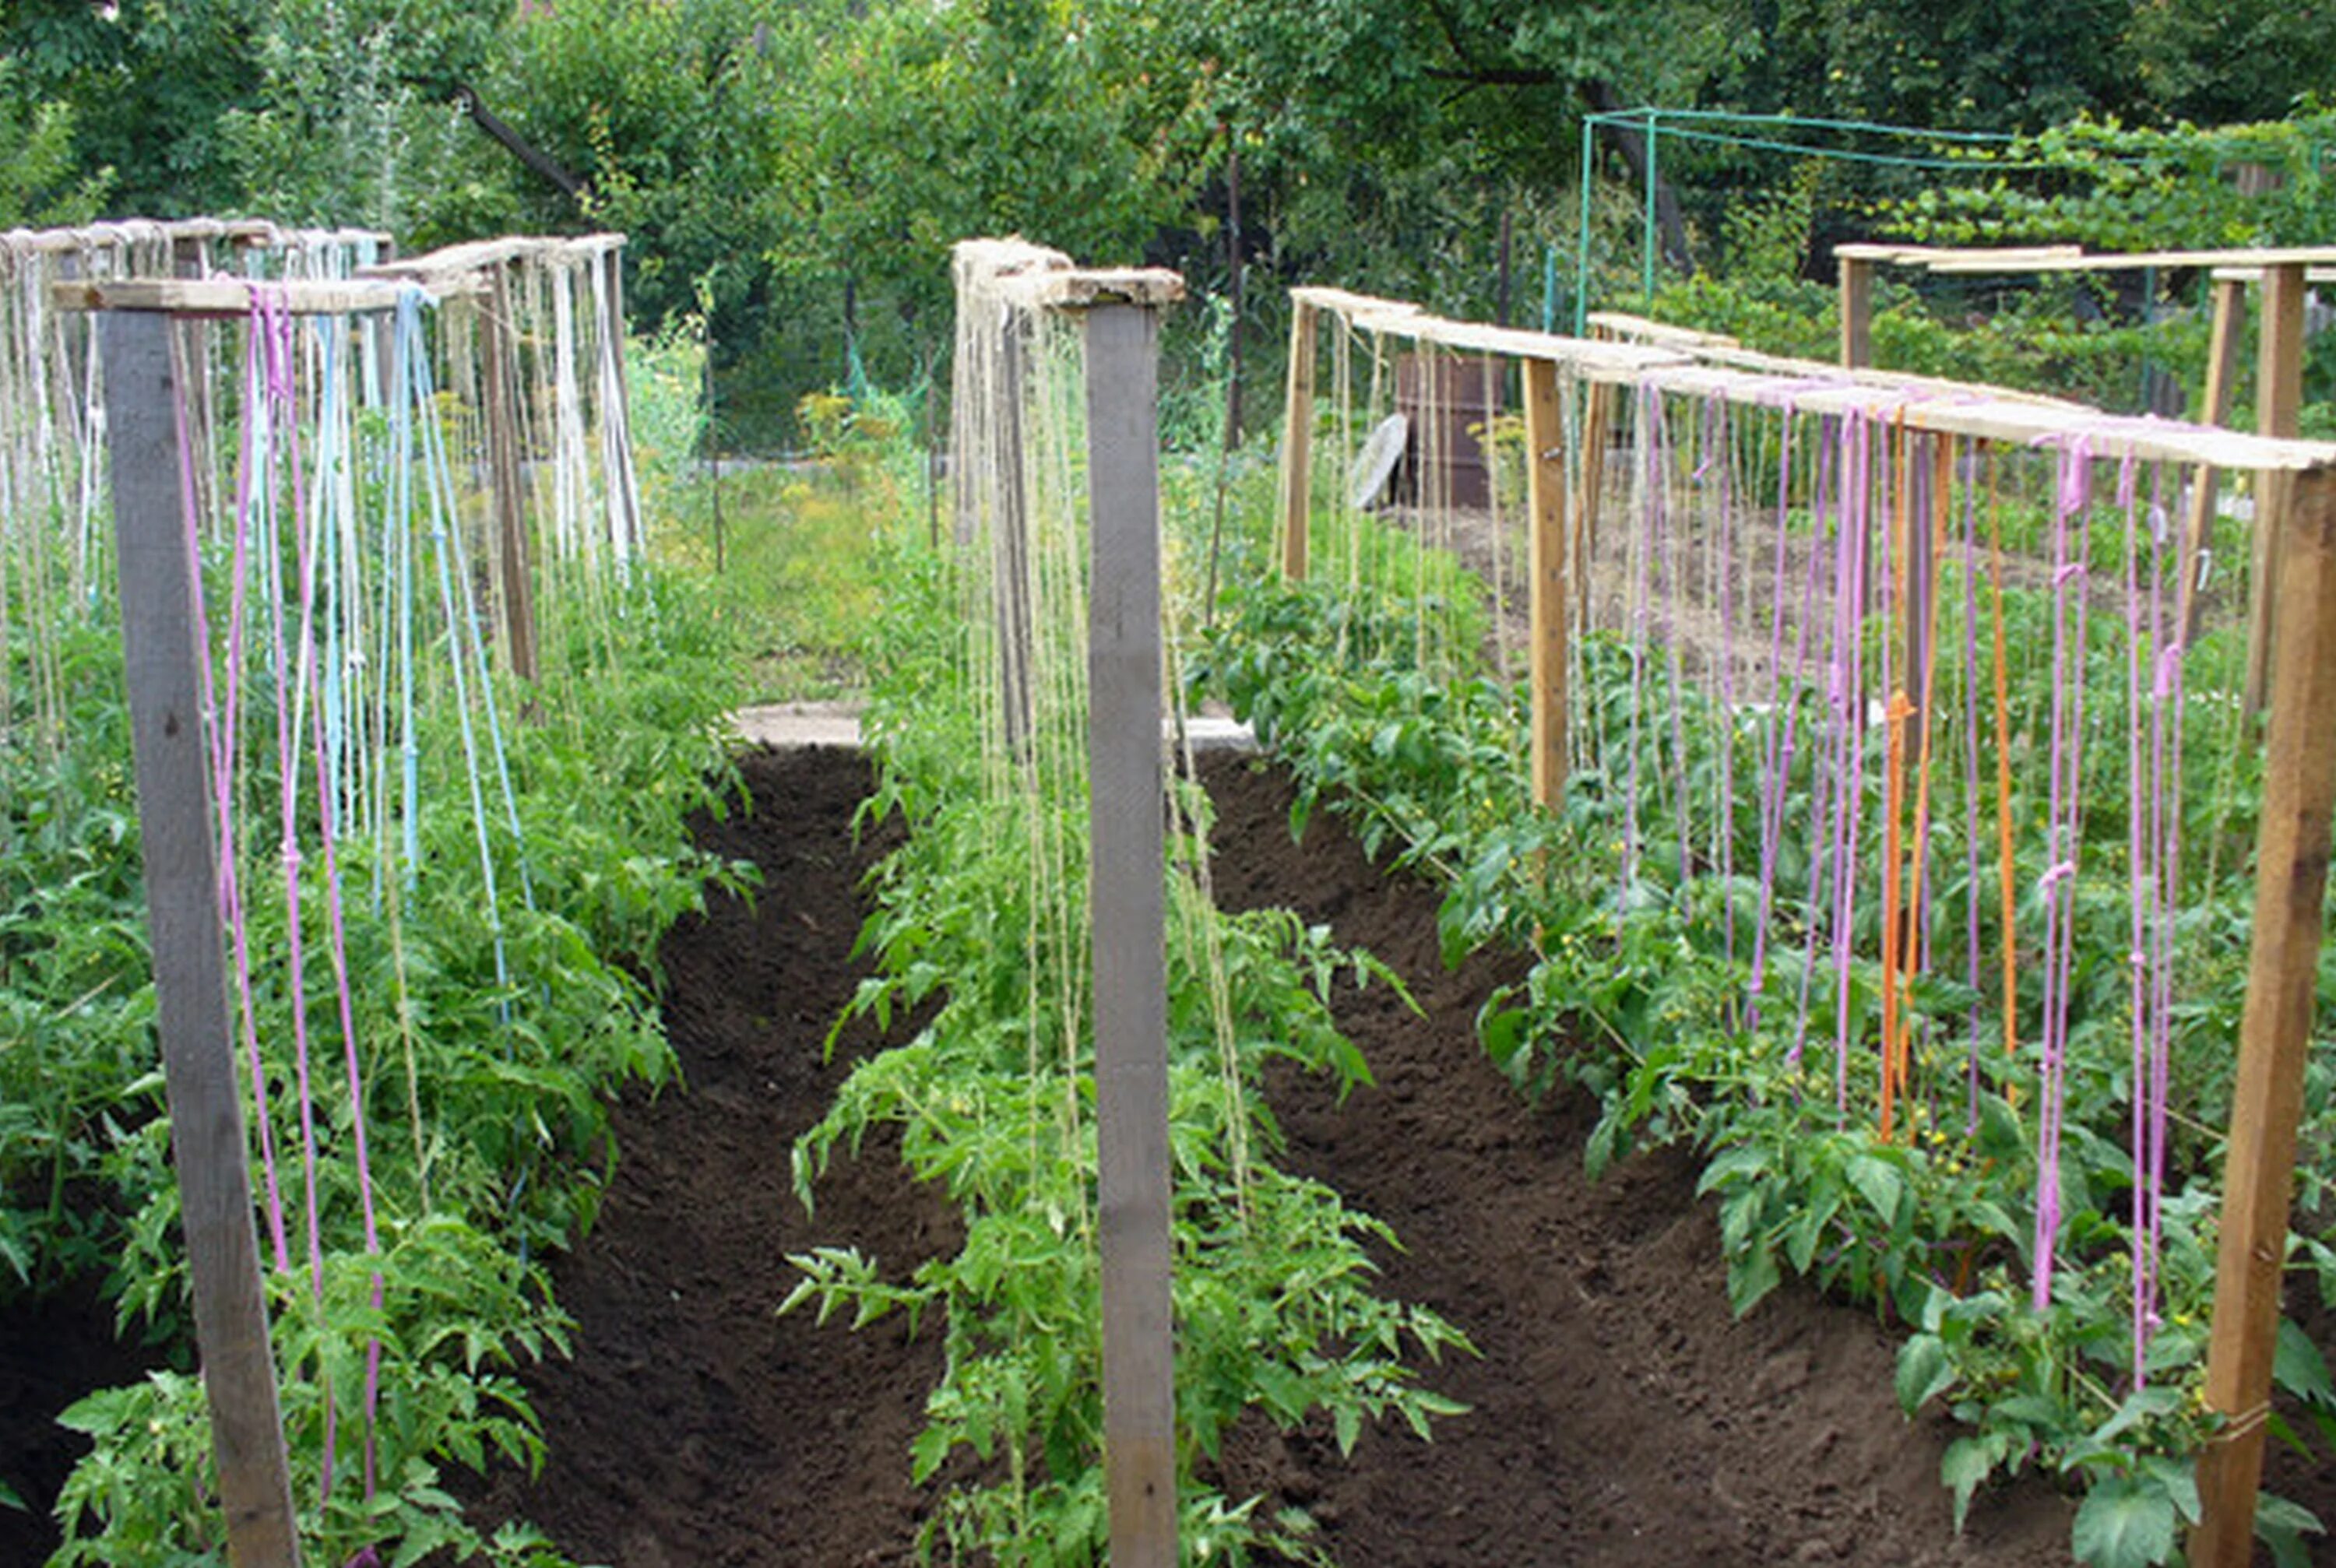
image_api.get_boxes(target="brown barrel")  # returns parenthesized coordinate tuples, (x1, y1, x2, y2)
(1395, 353, 1502, 510)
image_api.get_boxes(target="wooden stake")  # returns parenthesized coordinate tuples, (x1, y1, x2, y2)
(1083, 301, 1177, 1568)
(2179, 276, 2246, 642)
(100, 308, 303, 1568)
(1523, 358, 1569, 805)
(1838, 253, 1875, 370)
(2191, 463, 2336, 1567)
(2242, 262, 2306, 720)
(481, 269, 538, 684)
(1278, 298, 1317, 578)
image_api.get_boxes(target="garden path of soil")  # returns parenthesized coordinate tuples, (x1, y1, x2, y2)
(474, 743, 2090, 1567)
(8, 745, 2325, 1564)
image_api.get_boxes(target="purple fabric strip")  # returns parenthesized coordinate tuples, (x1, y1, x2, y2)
(176, 331, 292, 1274)
(282, 312, 386, 1484)
(1831, 410, 1872, 1120)
(1788, 424, 1842, 1074)
(1961, 450, 1984, 1134)
(1712, 399, 1739, 976)
(1747, 406, 1799, 1027)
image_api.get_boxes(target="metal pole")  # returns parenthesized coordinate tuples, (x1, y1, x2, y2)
(1575, 120, 1597, 337)
(1641, 112, 1660, 311)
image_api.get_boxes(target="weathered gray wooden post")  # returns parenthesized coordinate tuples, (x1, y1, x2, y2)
(100, 301, 304, 1568)
(1083, 284, 1180, 1568)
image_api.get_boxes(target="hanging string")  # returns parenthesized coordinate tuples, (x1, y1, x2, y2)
(2030, 438, 2108, 1310)
(174, 319, 292, 1274)
(395, 287, 522, 996)
(1879, 417, 1912, 1140)
(1960, 445, 1986, 1131)
(2127, 461, 2183, 1386)
(1902, 434, 1950, 1129)
(1829, 408, 1875, 1120)
(273, 298, 388, 1496)
(1785, 417, 1842, 1076)
(1620, 384, 1659, 899)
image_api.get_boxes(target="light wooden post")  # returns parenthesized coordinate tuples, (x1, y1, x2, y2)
(2242, 262, 2306, 719)
(481, 268, 539, 684)
(2191, 462, 2336, 1567)
(1083, 301, 1177, 1568)
(1838, 253, 1875, 370)
(1277, 298, 1317, 578)
(1523, 357, 1569, 805)
(101, 308, 303, 1568)
(2178, 276, 2247, 642)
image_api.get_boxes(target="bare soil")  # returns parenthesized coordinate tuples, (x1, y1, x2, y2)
(471, 744, 2082, 1566)
(0, 1277, 163, 1565)
(13, 743, 2327, 1564)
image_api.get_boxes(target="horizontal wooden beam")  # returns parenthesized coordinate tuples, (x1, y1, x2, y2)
(3, 219, 386, 256)
(1005, 267, 1185, 310)
(1289, 284, 1426, 320)
(1298, 294, 2336, 474)
(51, 276, 470, 317)
(1835, 243, 2084, 265)
(1586, 311, 1740, 350)
(955, 237, 1185, 311)
(1835, 241, 2336, 276)
(2213, 264, 2336, 283)
(359, 232, 627, 284)
(1919, 245, 2336, 274)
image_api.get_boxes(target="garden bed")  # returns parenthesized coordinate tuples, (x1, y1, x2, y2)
(0, 1280, 160, 1564)
(465, 743, 2090, 1565)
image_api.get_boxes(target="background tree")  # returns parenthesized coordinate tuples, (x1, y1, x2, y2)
(0, 61, 109, 228)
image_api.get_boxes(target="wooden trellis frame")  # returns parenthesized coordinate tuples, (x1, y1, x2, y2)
(69, 277, 449, 1568)
(362, 233, 642, 683)
(953, 238, 1187, 1568)
(54, 245, 602, 1564)
(1275, 287, 2336, 1568)
(1835, 243, 2336, 719)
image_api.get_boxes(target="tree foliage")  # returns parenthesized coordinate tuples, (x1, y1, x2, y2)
(2, 0, 2330, 433)
(0, 61, 110, 228)
(1889, 112, 2336, 251)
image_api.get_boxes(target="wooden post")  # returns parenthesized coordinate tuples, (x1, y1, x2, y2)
(2191, 462, 2336, 1568)
(482, 269, 538, 684)
(2242, 262, 2306, 719)
(1277, 298, 1317, 578)
(1083, 301, 1177, 1568)
(100, 308, 303, 1568)
(1839, 253, 1875, 371)
(1523, 357, 1569, 805)
(2179, 276, 2246, 642)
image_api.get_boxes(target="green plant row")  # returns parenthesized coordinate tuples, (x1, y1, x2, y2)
(779, 522, 1469, 1565)
(3, 533, 751, 1562)
(1187, 515, 2336, 1568)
